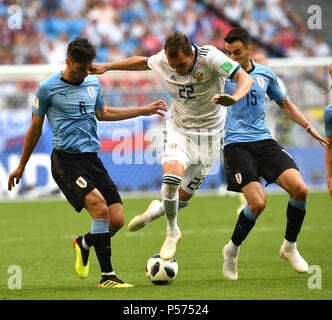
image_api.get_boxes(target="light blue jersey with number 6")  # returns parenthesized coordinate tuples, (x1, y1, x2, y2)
(32, 71, 105, 153)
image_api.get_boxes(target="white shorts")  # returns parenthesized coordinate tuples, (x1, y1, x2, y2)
(161, 121, 222, 195)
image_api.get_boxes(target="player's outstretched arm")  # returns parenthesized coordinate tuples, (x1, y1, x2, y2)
(89, 57, 149, 75)
(325, 137, 332, 198)
(8, 113, 44, 191)
(277, 97, 328, 148)
(212, 68, 254, 106)
(95, 100, 167, 121)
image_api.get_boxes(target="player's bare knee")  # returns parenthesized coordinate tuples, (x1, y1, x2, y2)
(108, 205, 124, 231)
(249, 198, 266, 215)
(290, 183, 308, 201)
(92, 202, 108, 220)
(110, 217, 124, 232)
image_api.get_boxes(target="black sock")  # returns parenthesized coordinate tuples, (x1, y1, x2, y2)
(83, 231, 114, 246)
(83, 232, 93, 247)
(91, 233, 113, 274)
(285, 202, 306, 242)
(231, 210, 256, 246)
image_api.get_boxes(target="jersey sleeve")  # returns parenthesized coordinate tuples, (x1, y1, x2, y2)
(266, 69, 286, 102)
(146, 50, 164, 71)
(95, 80, 105, 110)
(206, 46, 240, 80)
(324, 104, 332, 137)
(32, 83, 50, 118)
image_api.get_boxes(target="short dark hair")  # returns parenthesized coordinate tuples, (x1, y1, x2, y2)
(164, 31, 192, 58)
(67, 37, 97, 64)
(224, 28, 251, 47)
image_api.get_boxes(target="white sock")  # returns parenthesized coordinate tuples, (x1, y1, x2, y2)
(163, 196, 179, 231)
(283, 239, 296, 250)
(161, 174, 182, 233)
(145, 199, 190, 221)
(82, 237, 91, 250)
(102, 271, 116, 277)
(227, 239, 240, 256)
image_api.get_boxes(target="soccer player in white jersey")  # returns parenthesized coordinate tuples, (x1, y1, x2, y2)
(324, 63, 332, 198)
(221, 28, 327, 280)
(90, 31, 254, 260)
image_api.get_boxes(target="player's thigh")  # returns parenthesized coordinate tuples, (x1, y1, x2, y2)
(275, 168, 308, 201)
(180, 136, 221, 196)
(259, 140, 298, 185)
(161, 122, 190, 174)
(180, 164, 207, 196)
(223, 143, 260, 192)
(51, 149, 96, 213)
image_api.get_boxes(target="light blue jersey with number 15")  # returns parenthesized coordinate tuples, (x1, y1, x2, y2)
(224, 60, 286, 146)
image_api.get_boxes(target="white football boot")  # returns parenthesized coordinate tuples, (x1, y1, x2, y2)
(160, 229, 182, 260)
(280, 240, 309, 273)
(222, 243, 240, 280)
(127, 200, 162, 231)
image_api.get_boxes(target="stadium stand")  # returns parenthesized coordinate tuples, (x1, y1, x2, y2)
(0, 0, 331, 197)
(0, 0, 331, 66)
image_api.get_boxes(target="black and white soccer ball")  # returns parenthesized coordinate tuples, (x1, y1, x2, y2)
(145, 254, 179, 285)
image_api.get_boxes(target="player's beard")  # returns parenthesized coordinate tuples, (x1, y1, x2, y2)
(70, 71, 86, 83)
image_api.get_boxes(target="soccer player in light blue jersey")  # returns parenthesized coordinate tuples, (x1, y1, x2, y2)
(221, 28, 327, 280)
(324, 63, 332, 198)
(7, 37, 167, 288)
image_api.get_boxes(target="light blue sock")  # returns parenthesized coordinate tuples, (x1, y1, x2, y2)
(289, 198, 307, 211)
(243, 205, 258, 221)
(90, 219, 109, 234)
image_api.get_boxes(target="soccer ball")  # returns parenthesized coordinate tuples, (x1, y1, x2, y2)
(145, 254, 179, 285)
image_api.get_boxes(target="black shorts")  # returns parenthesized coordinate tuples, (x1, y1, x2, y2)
(51, 149, 122, 212)
(223, 139, 298, 192)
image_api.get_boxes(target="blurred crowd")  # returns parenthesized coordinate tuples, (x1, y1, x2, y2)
(0, 0, 331, 65)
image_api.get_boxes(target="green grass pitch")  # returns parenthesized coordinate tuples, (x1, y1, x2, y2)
(0, 192, 331, 300)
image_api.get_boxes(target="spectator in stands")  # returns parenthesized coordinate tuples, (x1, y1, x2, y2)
(0, 0, 331, 64)
(224, 0, 242, 22)
(82, 12, 103, 47)
(313, 33, 331, 57)
(61, 0, 86, 18)
(251, 0, 270, 26)
(42, 0, 61, 14)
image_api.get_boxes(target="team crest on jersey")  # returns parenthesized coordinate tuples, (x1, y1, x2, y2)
(235, 172, 242, 184)
(168, 143, 177, 150)
(87, 87, 94, 98)
(76, 176, 87, 188)
(193, 71, 204, 83)
(257, 77, 265, 88)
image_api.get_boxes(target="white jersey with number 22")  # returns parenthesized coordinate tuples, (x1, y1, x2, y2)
(147, 44, 240, 138)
